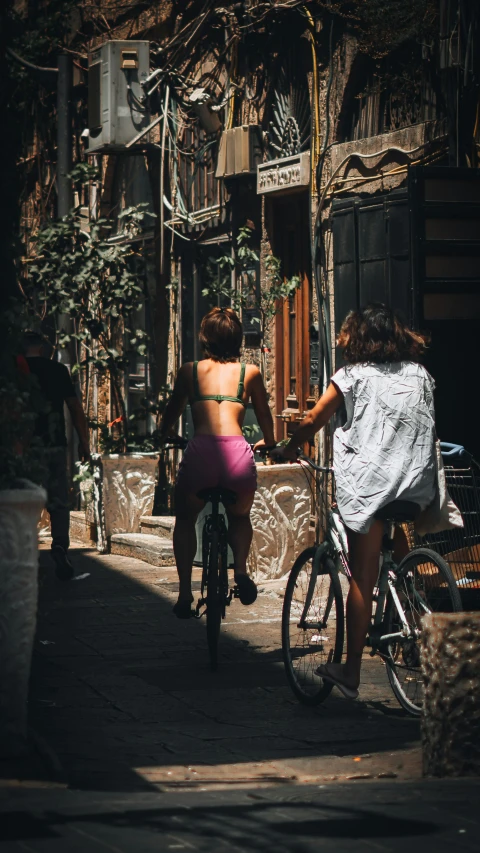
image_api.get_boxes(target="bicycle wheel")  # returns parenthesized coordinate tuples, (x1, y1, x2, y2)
(384, 547, 462, 716)
(206, 529, 222, 671)
(282, 546, 345, 705)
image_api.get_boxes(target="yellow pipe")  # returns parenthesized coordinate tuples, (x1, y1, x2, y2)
(304, 7, 321, 194)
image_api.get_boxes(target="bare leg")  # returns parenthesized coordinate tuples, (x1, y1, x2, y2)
(173, 487, 204, 605)
(322, 519, 383, 691)
(343, 519, 384, 687)
(226, 492, 255, 575)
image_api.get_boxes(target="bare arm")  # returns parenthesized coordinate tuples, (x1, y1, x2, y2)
(159, 366, 189, 439)
(65, 397, 90, 460)
(249, 367, 276, 447)
(282, 382, 344, 459)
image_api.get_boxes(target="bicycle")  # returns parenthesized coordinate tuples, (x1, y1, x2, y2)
(281, 452, 462, 716)
(164, 437, 258, 671)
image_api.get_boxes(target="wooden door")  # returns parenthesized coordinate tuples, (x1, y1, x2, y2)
(271, 194, 313, 440)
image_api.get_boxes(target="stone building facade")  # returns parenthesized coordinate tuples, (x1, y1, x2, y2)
(12, 1, 480, 463)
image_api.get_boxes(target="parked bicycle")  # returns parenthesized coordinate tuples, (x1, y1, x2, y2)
(164, 437, 261, 671)
(281, 451, 462, 716)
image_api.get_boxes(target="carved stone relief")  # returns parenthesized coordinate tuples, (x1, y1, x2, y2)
(247, 463, 312, 580)
(0, 484, 46, 756)
(100, 454, 158, 542)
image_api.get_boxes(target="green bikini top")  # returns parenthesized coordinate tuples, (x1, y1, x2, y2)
(192, 361, 247, 408)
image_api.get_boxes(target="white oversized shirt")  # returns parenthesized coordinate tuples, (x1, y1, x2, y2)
(332, 361, 437, 533)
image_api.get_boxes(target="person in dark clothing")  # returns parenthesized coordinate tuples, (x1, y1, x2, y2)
(24, 332, 90, 580)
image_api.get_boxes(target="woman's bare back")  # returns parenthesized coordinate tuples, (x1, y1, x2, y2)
(187, 359, 252, 436)
(160, 357, 275, 445)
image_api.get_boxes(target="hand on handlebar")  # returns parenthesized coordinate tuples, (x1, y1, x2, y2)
(267, 443, 299, 463)
(252, 438, 277, 455)
(161, 433, 188, 449)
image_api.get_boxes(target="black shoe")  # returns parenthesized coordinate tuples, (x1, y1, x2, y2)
(234, 573, 257, 605)
(173, 600, 195, 619)
(51, 545, 74, 581)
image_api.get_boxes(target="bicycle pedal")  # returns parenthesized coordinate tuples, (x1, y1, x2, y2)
(195, 598, 206, 618)
(232, 586, 241, 599)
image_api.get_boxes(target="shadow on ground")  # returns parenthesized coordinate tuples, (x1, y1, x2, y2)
(3, 779, 479, 851)
(1, 546, 421, 793)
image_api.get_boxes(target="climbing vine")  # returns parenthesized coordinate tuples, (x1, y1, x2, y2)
(202, 226, 301, 356)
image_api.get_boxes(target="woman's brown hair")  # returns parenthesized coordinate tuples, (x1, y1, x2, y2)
(337, 304, 428, 364)
(199, 307, 243, 362)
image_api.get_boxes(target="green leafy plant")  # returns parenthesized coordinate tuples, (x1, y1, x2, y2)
(0, 302, 47, 490)
(73, 459, 95, 506)
(24, 166, 156, 451)
(242, 423, 261, 441)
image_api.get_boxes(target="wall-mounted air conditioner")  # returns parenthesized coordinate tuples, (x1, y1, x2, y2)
(215, 125, 263, 179)
(87, 41, 150, 153)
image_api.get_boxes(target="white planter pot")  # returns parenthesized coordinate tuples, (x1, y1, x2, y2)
(192, 463, 312, 580)
(0, 483, 46, 756)
(248, 463, 312, 580)
(94, 454, 158, 551)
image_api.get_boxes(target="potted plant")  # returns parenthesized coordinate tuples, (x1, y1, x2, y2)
(24, 164, 159, 550)
(0, 305, 47, 757)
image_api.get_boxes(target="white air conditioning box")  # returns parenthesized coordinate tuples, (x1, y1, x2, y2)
(88, 41, 150, 153)
(215, 126, 263, 178)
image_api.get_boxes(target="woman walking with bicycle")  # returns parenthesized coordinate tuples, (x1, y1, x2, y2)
(276, 304, 437, 699)
(160, 307, 276, 619)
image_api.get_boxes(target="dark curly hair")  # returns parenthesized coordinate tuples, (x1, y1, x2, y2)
(199, 307, 243, 363)
(337, 304, 428, 364)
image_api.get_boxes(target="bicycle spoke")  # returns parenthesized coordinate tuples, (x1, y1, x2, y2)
(385, 548, 461, 715)
(282, 548, 344, 704)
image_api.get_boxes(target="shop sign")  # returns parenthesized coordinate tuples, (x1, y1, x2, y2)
(257, 152, 310, 195)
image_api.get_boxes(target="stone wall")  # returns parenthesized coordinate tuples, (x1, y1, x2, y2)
(421, 611, 480, 777)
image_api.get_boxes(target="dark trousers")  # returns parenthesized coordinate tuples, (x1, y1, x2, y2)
(44, 448, 70, 551)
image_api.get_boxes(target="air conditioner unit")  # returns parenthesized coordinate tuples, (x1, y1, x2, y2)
(87, 41, 150, 153)
(215, 125, 263, 178)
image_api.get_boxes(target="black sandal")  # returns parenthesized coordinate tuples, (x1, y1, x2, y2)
(173, 599, 195, 619)
(234, 573, 257, 606)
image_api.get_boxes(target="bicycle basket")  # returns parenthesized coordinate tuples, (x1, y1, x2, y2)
(413, 455, 480, 609)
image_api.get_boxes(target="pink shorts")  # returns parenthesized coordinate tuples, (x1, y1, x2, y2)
(176, 435, 257, 498)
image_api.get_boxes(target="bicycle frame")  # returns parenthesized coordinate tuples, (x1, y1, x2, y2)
(295, 454, 423, 653)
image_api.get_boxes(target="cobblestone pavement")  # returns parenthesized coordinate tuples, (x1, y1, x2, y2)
(1, 778, 479, 852)
(9, 543, 424, 792)
(1, 544, 478, 851)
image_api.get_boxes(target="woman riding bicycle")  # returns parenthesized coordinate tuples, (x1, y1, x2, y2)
(276, 304, 436, 699)
(160, 307, 276, 618)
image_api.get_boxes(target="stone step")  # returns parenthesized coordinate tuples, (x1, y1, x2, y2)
(110, 533, 175, 567)
(140, 515, 175, 539)
(70, 510, 97, 546)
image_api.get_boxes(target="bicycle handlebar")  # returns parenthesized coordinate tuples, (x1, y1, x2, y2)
(162, 436, 189, 450)
(440, 441, 466, 456)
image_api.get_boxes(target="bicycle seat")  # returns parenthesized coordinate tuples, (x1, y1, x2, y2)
(375, 500, 420, 522)
(197, 486, 237, 505)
